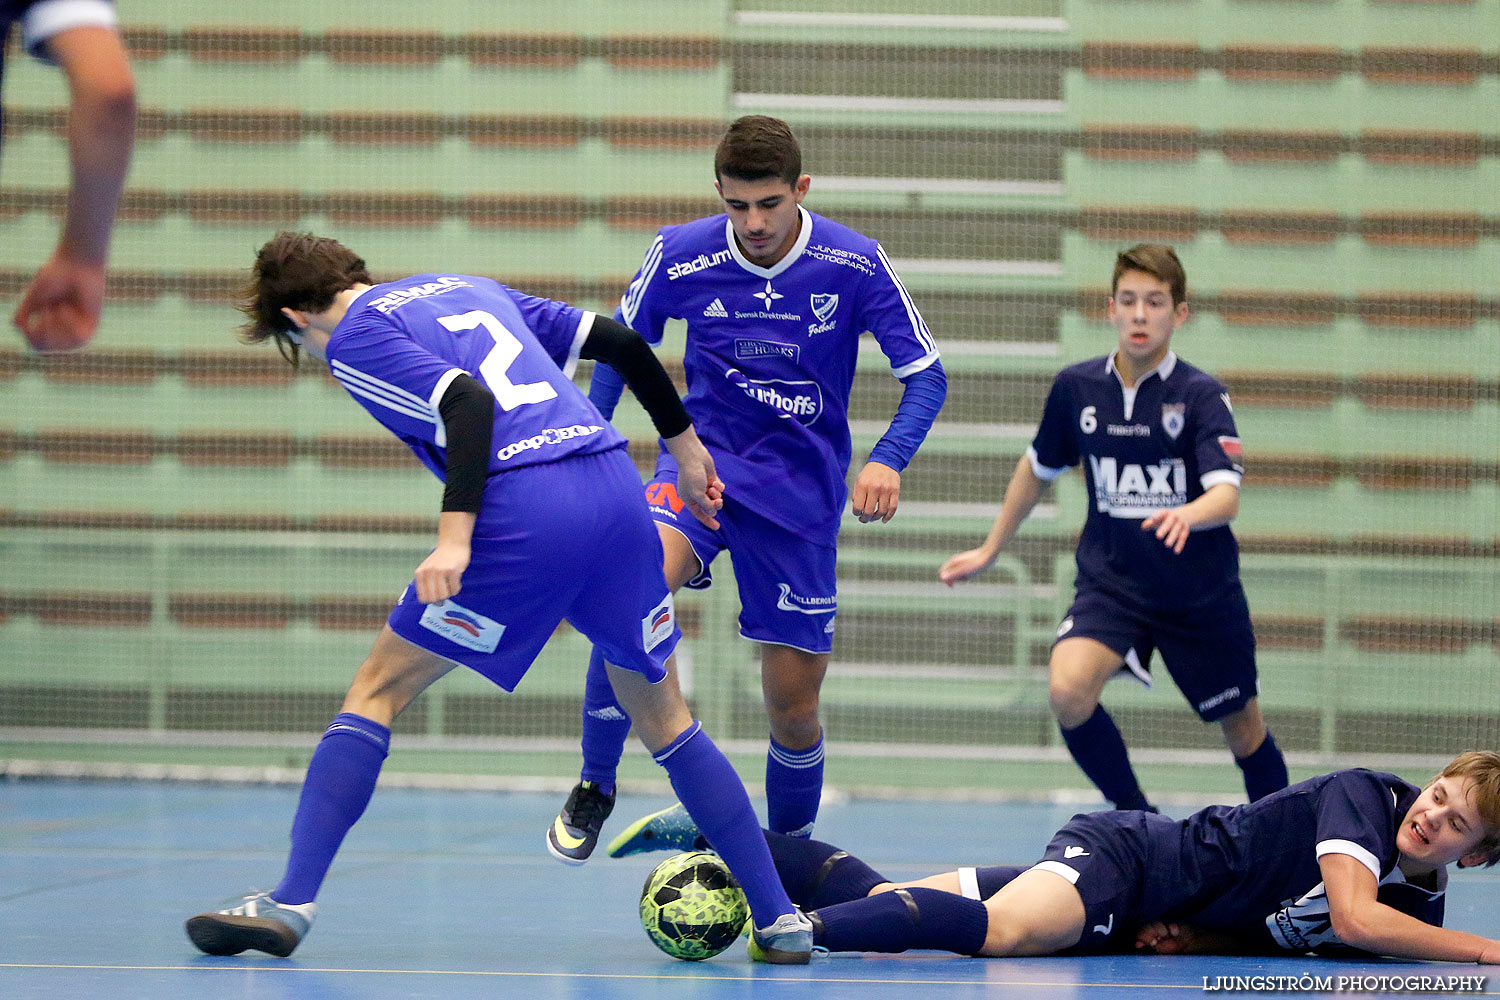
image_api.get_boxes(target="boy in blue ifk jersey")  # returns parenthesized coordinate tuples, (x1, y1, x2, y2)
(184, 232, 813, 963)
(547, 116, 947, 861)
(612, 751, 1500, 964)
(3, 0, 135, 352)
(941, 245, 1288, 811)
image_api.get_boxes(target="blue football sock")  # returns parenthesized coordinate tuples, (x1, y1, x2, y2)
(763, 830, 888, 908)
(653, 721, 795, 928)
(273, 713, 390, 905)
(813, 887, 989, 955)
(1235, 731, 1289, 802)
(1060, 704, 1151, 811)
(766, 731, 824, 836)
(579, 647, 630, 795)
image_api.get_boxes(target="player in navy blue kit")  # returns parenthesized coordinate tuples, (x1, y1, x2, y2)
(606, 751, 1500, 963)
(941, 245, 1287, 811)
(184, 233, 813, 963)
(3, 0, 134, 351)
(547, 115, 946, 860)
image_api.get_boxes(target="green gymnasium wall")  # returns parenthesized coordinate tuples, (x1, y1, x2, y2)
(1, 0, 1495, 798)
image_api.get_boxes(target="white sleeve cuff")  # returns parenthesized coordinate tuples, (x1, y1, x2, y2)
(23, 0, 117, 56)
(1026, 445, 1068, 483)
(427, 368, 467, 449)
(1316, 839, 1382, 881)
(891, 351, 940, 380)
(563, 311, 596, 380)
(1201, 469, 1242, 491)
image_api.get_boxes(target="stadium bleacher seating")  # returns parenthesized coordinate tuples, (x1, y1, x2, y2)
(1, 0, 1495, 763)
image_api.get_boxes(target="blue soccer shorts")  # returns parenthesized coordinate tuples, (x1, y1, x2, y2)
(642, 464, 836, 655)
(387, 447, 680, 691)
(1054, 585, 1258, 722)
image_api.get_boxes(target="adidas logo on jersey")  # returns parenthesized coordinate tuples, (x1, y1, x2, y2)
(703, 298, 728, 318)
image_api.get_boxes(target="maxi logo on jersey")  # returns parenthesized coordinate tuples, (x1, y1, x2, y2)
(419, 599, 504, 653)
(724, 368, 822, 423)
(368, 276, 471, 314)
(495, 423, 605, 462)
(1087, 456, 1188, 518)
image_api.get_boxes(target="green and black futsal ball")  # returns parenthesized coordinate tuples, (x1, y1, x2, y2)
(639, 851, 750, 960)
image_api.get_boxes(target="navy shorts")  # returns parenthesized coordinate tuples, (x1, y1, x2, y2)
(1029, 810, 1166, 954)
(1054, 586, 1258, 721)
(643, 461, 836, 655)
(387, 448, 680, 691)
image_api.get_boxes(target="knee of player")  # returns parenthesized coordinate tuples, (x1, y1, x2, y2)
(976, 905, 1023, 957)
(1047, 679, 1097, 723)
(764, 698, 822, 741)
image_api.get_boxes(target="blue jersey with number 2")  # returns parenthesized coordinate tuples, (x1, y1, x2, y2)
(324, 274, 626, 480)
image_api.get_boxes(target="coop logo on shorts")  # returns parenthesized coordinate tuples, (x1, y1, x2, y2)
(496, 423, 604, 461)
(1056, 616, 1074, 637)
(642, 595, 675, 652)
(419, 600, 504, 653)
(724, 368, 822, 423)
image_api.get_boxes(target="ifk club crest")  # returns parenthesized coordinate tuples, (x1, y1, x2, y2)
(810, 293, 838, 323)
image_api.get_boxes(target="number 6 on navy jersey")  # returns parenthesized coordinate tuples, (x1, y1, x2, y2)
(438, 310, 558, 411)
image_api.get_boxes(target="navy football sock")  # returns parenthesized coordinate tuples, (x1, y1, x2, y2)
(766, 731, 824, 836)
(273, 713, 390, 905)
(1060, 705, 1151, 811)
(654, 721, 794, 928)
(813, 887, 989, 955)
(1235, 731, 1289, 802)
(579, 647, 630, 795)
(763, 830, 888, 908)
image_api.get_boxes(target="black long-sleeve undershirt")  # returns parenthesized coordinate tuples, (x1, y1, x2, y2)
(437, 373, 495, 513)
(579, 315, 691, 440)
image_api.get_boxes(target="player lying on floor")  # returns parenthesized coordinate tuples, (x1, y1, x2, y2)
(614, 751, 1500, 963)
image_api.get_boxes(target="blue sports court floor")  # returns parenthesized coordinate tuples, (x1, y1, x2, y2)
(2, 779, 1496, 999)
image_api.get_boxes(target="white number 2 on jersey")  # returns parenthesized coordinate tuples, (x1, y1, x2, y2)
(437, 310, 558, 411)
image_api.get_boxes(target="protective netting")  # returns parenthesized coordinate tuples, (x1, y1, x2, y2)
(1, 0, 1495, 793)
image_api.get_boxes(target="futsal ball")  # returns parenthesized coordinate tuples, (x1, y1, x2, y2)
(639, 851, 750, 960)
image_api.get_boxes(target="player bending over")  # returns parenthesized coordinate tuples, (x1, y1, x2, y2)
(619, 751, 1500, 964)
(941, 244, 1287, 811)
(183, 232, 813, 963)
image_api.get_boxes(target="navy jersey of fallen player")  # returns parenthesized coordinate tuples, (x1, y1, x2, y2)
(1030, 352, 1243, 609)
(325, 274, 626, 483)
(1148, 769, 1441, 947)
(0, 1, 117, 143)
(618, 206, 939, 541)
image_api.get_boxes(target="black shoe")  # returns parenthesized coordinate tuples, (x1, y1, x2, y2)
(546, 780, 615, 865)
